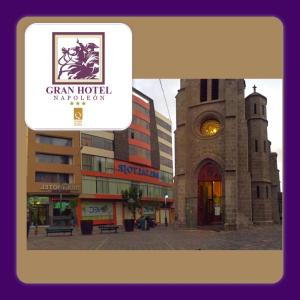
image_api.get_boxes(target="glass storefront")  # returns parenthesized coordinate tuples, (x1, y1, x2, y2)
(81, 201, 113, 221)
(82, 176, 174, 199)
(28, 195, 78, 226)
(27, 196, 50, 225)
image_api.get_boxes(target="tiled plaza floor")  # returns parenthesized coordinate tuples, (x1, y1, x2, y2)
(27, 224, 282, 250)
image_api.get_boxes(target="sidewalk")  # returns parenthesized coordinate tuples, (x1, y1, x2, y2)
(27, 224, 282, 250)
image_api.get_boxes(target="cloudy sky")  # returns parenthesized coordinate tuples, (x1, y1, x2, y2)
(133, 79, 283, 187)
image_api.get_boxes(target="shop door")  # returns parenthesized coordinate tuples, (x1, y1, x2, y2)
(31, 205, 49, 225)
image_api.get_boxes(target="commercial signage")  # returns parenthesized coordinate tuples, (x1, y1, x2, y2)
(40, 183, 80, 192)
(81, 202, 113, 220)
(116, 162, 159, 179)
(28, 196, 49, 205)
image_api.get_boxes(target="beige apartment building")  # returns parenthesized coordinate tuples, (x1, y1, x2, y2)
(27, 130, 81, 225)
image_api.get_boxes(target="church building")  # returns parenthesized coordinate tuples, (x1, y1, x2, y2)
(175, 79, 281, 230)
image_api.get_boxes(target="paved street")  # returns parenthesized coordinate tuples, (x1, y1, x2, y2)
(27, 224, 282, 250)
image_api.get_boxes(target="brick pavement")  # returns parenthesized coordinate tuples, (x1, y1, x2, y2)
(27, 224, 282, 250)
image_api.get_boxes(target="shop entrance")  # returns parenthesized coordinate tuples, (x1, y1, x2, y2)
(198, 161, 223, 225)
(31, 205, 49, 225)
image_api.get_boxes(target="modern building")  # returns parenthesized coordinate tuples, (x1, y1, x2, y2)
(175, 79, 281, 229)
(27, 88, 174, 226)
(79, 88, 174, 226)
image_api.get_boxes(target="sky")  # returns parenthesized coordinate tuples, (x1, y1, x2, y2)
(132, 79, 283, 187)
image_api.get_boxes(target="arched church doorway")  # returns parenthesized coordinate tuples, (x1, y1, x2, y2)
(198, 161, 223, 225)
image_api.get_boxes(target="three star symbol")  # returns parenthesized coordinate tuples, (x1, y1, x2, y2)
(70, 102, 85, 106)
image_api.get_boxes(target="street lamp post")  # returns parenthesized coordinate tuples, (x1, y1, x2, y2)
(164, 194, 168, 227)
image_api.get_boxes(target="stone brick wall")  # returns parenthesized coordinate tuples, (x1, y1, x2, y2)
(175, 79, 279, 228)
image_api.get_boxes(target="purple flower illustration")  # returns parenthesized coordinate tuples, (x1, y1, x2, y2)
(58, 39, 99, 80)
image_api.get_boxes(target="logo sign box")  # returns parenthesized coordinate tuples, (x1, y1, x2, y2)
(25, 23, 132, 130)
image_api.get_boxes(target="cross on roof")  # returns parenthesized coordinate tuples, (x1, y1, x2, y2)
(253, 85, 257, 93)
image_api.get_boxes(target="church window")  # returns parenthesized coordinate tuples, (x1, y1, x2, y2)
(211, 79, 219, 100)
(200, 79, 207, 102)
(254, 103, 257, 114)
(255, 139, 258, 152)
(200, 119, 221, 137)
(256, 186, 260, 198)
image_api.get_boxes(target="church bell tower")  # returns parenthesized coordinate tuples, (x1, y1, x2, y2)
(175, 79, 253, 230)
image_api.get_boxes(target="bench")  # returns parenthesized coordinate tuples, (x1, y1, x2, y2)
(99, 224, 119, 233)
(46, 226, 73, 236)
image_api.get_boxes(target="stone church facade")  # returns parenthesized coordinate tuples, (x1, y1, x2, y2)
(175, 79, 281, 230)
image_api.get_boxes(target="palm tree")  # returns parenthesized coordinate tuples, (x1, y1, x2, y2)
(121, 185, 142, 221)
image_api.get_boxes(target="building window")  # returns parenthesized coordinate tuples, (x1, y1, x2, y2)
(82, 176, 97, 194)
(200, 119, 221, 137)
(264, 140, 267, 152)
(129, 145, 151, 160)
(82, 154, 93, 170)
(82, 154, 114, 173)
(211, 79, 219, 100)
(160, 171, 173, 183)
(160, 156, 173, 169)
(266, 186, 269, 198)
(157, 129, 172, 143)
(132, 115, 150, 129)
(159, 142, 172, 156)
(255, 139, 258, 152)
(156, 117, 172, 132)
(262, 105, 265, 115)
(36, 135, 72, 146)
(35, 172, 73, 183)
(81, 134, 113, 151)
(105, 158, 115, 173)
(128, 129, 150, 144)
(200, 79, 208, 102)
(83, 176, 174, 198)
(36, 153, 71, 164)
(254, 103, 257, 114)
(133, 101, 150, 116)
(256, 186, 260, 198)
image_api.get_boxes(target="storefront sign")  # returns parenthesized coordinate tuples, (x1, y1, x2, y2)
(82, 202, 113, 220)
(40, 183, 80, 192)
(28, 196, 49, 205)
(116, 162, 159, 179)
